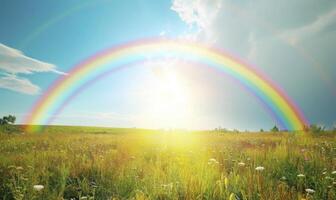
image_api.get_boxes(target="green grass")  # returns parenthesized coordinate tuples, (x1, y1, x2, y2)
(0, 126, 335, 199)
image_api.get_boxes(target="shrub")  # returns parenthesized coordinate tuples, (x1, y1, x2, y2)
(309, 124, 325, 134)
(270, 125, 279, 132)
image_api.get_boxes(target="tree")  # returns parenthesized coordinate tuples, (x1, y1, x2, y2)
(0, 115, 16, 125)
(7, 115, 16, 124)
(271, 125, 279, 132)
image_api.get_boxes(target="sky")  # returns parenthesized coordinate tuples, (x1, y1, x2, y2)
(0, 0, 335, 130)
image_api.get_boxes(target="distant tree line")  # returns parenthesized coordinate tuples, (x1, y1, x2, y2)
(214, 124, 336, 134)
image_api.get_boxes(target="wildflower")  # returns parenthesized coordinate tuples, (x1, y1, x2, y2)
(325, 176, 334, 180)
(208, 158, 219, 165)
(238, 162, 245, 167)
(322, 171, 327, 175)
(33, 185, 44, 191)
(297, 174, 305, 178)
(255, 166, 265, 171)
(305, 188, 315, 194)
(332, 171, 336, 175)
(280, 176, 286, 180)
(16, 166, 23, 170)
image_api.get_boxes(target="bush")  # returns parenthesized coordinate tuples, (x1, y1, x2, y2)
(309, 124, 325, 134)
(270, 125, 279, 132)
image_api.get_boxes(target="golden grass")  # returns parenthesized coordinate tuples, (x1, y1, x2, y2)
(0, 126, 335, 199)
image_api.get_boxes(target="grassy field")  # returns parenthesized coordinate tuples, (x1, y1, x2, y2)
(0, 126, 335, 200)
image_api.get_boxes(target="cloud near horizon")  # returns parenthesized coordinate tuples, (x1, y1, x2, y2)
(0, 43, 65, 95)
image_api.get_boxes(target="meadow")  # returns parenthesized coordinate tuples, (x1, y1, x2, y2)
(0, 126, 335, 200)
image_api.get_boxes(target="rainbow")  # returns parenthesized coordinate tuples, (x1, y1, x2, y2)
(24, 38, 308, 132)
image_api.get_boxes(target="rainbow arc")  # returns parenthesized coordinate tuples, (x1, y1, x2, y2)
(24, 38, 308, 132)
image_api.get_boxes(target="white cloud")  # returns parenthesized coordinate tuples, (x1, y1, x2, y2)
(171, 0, 336, 55)
(0, 43, 65, 95)
(0, 43, 64, 75)
(0, 74, 39, 95)
(171, 0, 222, 30)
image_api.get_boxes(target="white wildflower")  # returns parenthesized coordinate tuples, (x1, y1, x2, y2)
(255, 166, 265, 171)
(305, 188, 315, 194)
(238, 162, 245, 167)
(33, 185, 44, 191)
(297, 174, 305, 178)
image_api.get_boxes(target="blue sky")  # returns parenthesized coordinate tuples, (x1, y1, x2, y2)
(0, 0, 335, 130)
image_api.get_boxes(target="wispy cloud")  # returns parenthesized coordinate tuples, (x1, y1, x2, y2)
(280, 8, 336, 45)
(0, 43, 65, 95)
(0, 74, 39, 95)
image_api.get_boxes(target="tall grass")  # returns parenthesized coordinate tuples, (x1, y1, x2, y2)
(0, 127, 335, 199)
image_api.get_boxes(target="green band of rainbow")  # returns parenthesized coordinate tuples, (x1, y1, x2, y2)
(24, 38, 308, 132)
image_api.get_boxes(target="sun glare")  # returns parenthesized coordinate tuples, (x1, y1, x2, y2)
(139, 61, 194, 129)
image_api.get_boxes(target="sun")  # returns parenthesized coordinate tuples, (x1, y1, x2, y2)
(138, 61, 194, 129)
